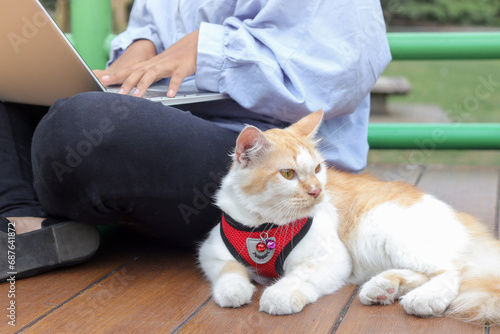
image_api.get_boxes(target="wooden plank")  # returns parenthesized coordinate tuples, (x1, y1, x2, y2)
(22, 248, 211, 333)
(336, 298, 483, 334)
(0, 226, 148, 334)
(417, 165, 499, 234)
(178, 284, 357, 334)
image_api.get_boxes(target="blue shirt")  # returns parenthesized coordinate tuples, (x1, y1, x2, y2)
(109, 0, 391, 172)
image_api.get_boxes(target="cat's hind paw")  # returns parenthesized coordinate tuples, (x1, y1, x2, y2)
(399, 288, 450, 317)
(359, 269, 430, 306)
(399, 270, 458, 318)
(212, 273, 256, 308)
(359, 276, 399, 306)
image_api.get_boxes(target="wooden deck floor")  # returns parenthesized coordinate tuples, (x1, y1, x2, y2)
(2, 164, 499, 334)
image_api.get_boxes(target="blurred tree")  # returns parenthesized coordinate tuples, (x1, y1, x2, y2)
(40, 0, 133, 33)
(40, 0, 69, 32)
(382, 0, 500, 26)
(112, 0, 133, 33)
(40, 0, 57, 11)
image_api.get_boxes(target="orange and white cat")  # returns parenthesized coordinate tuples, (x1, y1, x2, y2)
(198, 110, 500, 325)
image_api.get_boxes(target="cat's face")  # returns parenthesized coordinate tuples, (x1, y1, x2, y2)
(226, 110, 327, 225)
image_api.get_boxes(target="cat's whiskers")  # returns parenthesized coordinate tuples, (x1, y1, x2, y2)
(274, 202, 301, 225)
(267, 200, 297, 225)
(317, 136, 360, 153)
(320, 119, 351, 142)
(246, 199, 293, 226)
(314, 120, 358, 153)
(262, 197, 292, 218)
(275, 198, 311, 224)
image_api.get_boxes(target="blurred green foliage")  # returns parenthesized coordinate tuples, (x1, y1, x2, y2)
(42, 0, 499, 26)
(382, 0, 500, 25)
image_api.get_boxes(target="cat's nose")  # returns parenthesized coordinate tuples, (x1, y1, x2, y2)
(308, 188, 322, 199)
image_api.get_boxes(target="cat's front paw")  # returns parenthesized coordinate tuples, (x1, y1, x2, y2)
(259, 282, 311, 315)
(212, 273, 256, 308)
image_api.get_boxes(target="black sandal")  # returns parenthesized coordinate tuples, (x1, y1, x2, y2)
(0, 216, 100, 282)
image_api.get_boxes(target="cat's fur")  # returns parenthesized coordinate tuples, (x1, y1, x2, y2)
(198, 110, 500, 325)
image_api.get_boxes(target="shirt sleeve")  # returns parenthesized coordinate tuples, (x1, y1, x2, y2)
(195, 0, 391, 123)
(107, 0, 164, 66)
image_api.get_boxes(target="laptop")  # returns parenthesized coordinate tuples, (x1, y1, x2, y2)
(0, 0, 229, 106)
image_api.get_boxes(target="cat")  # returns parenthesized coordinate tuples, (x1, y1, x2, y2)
(198, 109, 500, 325)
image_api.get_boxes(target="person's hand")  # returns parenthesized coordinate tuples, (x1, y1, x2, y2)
(93, 39, 157, 86)
(98, 30, 199, 98)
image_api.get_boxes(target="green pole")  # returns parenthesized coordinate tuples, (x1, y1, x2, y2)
(368, 123, 500, 150)
(388, 32, 500, 60)
(70, 0, 113, 69)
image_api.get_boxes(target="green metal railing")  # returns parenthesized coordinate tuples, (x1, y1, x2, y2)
(368, 124, 500, 150)
(387, 32, 500, 60)
(67, 0, 500, 150)
(371, 32, 500, 150)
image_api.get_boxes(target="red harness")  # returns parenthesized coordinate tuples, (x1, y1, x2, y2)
(220, 213, 313, 279)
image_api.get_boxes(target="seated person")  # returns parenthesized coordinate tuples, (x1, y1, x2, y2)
(0, 0, 391, 281)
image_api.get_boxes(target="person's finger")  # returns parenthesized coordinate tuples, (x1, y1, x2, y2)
(119, 67, 150, 96)
(92, 69, 106, 77)
(99, 68, 133, 87)
(167, 69, 188, 98)
(134, 65, 166, 98)
(100, 59, 151, 88)
(93, 69, 110, 85)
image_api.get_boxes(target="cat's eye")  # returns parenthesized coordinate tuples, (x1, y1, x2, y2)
(280, 169, 295, 180)
(315, 164, 321, 174)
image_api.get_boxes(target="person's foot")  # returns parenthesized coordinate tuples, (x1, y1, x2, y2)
(0, 216, 100, 282)
(6, 216, 43, 234)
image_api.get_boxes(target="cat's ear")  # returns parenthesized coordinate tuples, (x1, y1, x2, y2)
(289, 109, 324, 138)
(235, 125, 271, 168)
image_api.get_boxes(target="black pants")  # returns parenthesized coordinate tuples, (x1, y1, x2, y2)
(0, 103, 47, 218)
(2, 92, 239, 244)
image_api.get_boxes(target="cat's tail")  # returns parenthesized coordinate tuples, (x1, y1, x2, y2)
(448, 213, 500, 326)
